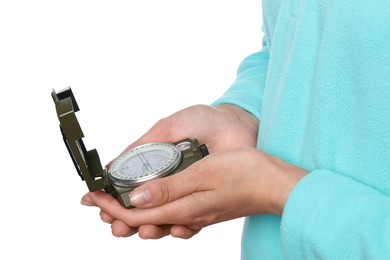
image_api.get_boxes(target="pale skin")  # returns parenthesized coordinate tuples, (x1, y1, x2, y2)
(81, 104, 307, 239)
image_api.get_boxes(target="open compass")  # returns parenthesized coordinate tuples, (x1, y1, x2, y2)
(51, 87, 208, 208)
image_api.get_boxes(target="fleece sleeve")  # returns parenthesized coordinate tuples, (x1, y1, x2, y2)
(212, 39, 269, 119)
(281, 169, 390, 259)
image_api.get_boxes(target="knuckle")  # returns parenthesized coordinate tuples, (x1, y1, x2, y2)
(158, 182, 176, 204)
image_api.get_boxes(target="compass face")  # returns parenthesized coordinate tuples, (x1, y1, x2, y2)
(108, 142, 182, 187)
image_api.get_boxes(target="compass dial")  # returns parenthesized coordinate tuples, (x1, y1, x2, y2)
(108, 142, 182, 187)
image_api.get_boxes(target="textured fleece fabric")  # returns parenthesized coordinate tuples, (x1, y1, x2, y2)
(213, 0, 390, 259)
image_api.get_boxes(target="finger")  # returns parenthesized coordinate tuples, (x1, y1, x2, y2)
(111, 220, 138, 237)
(129, 161, 209, 208)
(84, 191, 135, 222)
(138, 225, 171, 240)
(83, 190, 174, 227)
(170, 225, 201, 239)
(100, 210, 114, 224)
(81, 192, 95, 206)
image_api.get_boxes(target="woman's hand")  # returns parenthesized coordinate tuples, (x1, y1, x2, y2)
(116, 104, 259, 156)
(82, 104, 260, 239)
(82, 147, 307, 239)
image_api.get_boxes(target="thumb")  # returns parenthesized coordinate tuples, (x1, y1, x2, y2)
(129, 166, 205, 208)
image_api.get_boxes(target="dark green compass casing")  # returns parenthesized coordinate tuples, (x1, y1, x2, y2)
(51, 87, 208, 208)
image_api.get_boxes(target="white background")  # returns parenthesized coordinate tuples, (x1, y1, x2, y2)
(0, 1, 262, 259)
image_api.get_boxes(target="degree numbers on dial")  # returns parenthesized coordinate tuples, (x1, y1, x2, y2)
(108, 142, 182, 187)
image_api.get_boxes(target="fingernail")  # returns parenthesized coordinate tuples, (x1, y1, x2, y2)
(130, 188, 151, 206)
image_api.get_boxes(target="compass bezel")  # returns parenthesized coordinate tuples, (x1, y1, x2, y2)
(108, 142, 182, 187)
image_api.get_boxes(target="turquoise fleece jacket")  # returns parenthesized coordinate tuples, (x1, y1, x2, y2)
(213, 1, 390, 259)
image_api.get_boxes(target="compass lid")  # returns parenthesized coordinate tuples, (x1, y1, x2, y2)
(52, 87, 106, 192)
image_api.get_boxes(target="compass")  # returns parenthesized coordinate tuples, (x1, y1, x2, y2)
(51, 87, 209, 208)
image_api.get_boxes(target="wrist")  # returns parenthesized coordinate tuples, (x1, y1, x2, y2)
(215, 104, 259, 140)
(253, 153, 307, 216)
(269, 158, 307, 216)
